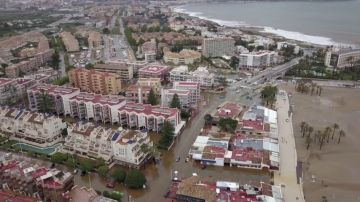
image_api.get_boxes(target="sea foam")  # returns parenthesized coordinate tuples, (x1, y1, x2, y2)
(173, 6, 341, 46)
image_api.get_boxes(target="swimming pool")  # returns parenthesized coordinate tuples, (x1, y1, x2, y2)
(13, 143, 62, 155)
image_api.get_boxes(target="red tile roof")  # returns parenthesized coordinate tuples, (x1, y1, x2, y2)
(241, 120, 265, 131)
(139, 65, 170, 74)
(29, 84, 79, 95)
(214, 102, 243, 119)
(118, 102, 179, 118)
(70, 92, 126, 106)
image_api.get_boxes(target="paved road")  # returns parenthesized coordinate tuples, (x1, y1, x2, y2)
(274, 92, 305, 202)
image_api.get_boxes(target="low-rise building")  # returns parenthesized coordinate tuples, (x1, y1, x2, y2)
(94, 62, 134, 81)
(118, 102, 183, 134)
(63, 186, 117, 202)
(63, 122, 113, 162)
(112, 129, 152, 168)
(162, 89, 191, 109)
(141, 39, 157, 62)
(138, 65, 171, 82)
(169, 66, 215, 87)
(239, 51, 276, 69)
(212, 102, 244, 123)
(137, 77, 161, 93)
(325, 48, 360, 68)
(69, 68, 122, 95)
(69, 92, 126, 124)
(125, 85, 152, 104)
(173, 81, 201, 106)
(27, 84, 80, 115)
(163, 48, 201, 65)
(0, 107, 66, 148)
(277, 41, 300, 54)
(0, 78, 37, 105)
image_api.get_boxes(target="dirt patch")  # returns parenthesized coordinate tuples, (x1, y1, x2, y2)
(280, 83, 360, 202)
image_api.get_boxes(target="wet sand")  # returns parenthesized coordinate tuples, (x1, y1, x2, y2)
(280, 83, 360, 202)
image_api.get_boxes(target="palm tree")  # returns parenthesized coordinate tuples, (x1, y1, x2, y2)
(305, 136, 312, 150)
(204, 114, 213, 127)
(300, 122, 307, 134)
(331, 123, 339, 139)
(307, 126, 314, 138)
(319, 132, 327, 150)
(325, 127, 332, 143)
(314, 130, 321, 144)
(338, 130, 346, 144)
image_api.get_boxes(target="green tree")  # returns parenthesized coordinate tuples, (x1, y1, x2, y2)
(79, 158, 95, 173)
(103, 28, 110, 34)
(51, 152, 68, 163)
(229, 56, 239, 69)
(218, 118, 238, 133)
(331, 123, 339, 139)
(51, 51, 61, 69)
(141, 144, 160, 159)
(38, 90, 55, 114)
(97, 165, 109, 178)
(170, 93, 181, 109)
(125, 170, 146, 189)
(204, 114, 213, 127)
(147, 88, 158, 105)
(159, 121, 175, 149)
(260, 85, 278, 107)
(111, 168, 127, 183)
(338, 130, 346, 144)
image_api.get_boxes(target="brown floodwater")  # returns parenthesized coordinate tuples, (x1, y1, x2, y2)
(73, 92, 270, 202)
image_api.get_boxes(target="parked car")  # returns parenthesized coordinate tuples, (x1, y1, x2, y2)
(106, 180, 115, 188)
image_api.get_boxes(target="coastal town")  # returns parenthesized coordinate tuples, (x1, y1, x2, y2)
(0, 0, 360, 202)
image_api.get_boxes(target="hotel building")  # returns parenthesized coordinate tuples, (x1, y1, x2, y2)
(202, 38, 235, 57)
(169, 66, 215, 87)
(173, 81, 201, 106)
(163, 48, 201, 65)
(239, 51, 276, 69)
(138, 65, 171, 82)
(325, 48, 360, 68)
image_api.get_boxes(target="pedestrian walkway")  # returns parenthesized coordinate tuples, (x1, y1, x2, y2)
(274, 91, 305, 202)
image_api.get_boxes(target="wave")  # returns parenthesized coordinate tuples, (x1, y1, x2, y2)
(173, 6, 342, 46)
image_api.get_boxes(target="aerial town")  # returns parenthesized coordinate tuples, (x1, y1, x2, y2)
(0, 0, 359, 202)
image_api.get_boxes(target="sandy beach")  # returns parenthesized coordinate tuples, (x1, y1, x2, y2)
(280, 83, 360, 202)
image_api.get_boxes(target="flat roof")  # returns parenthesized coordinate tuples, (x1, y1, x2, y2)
(70, 92, 126, 106)
(119, 102, 179, 118)
(29, 84, 79, 95)
(139, 65, 170, 74)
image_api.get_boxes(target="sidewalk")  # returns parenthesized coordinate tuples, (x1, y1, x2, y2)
(274, 92, 305, 202)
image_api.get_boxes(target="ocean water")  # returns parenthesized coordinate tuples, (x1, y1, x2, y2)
(175, 0, 360, 46)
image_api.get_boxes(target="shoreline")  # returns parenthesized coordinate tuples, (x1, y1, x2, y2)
(172, 4, 356, 48)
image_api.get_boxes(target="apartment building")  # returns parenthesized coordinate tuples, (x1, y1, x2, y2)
(69, 92, 126, 124)
(125, 85, 152, 104)
(162, 89, 191, 109)
(138, 65, 171, 82)
(137, 78, 161, 93)
(60, 32, 80, 52)
(0, 78, 37, 105)
(277, 41, 300, 54)
(27, 84, 80, 115)
(5, 49, 55, 77)
(69, 69, 122, 95)
(112, 129, 152, 168)
(325, 48, 360, 68)
(239, 51, 276, 69)
(118, 102, 183, 134)
(202, 38, 235, 57)
(64, 186, 117, 202)
(0, 107, 67, 148)
(173, 81, 201, 106)
(63, 122, 113, 162)
(0, 158, 74, 202)
(141, 39, 157, 62)
(94, 62, 134, 81)
(163, 48, 201, 65)
(169, 66, 214, 87)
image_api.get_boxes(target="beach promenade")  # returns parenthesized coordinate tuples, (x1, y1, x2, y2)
(274, 91, 305, 202)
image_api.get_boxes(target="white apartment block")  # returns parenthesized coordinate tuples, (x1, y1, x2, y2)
(141, 40, 157, 63)
(69, 92, 126, 124)
(62, 122, 113, 162)
(277, 41, 300, 54)
(27, 84, 80, 115)
(325, 48, 360, 68)
(169, 66, 214, 87)
(173, 81, 201, 106)
(112, 129, 152, 168)
(202, 38, 235, 57)
(0, 107, 66, 148)
(162, 89, 191, 110)
(239, 51, 276, 69)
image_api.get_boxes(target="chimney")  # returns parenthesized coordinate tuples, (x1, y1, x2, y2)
(138, 87, 143, 104)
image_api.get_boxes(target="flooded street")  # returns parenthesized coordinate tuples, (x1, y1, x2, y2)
(72, 90, 269, 202)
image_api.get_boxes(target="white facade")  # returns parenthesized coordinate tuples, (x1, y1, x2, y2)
(277, 42, 300, 54)
(162, 89, 191, 109)
(169, 66, 214, 87)
(239, 51, 276, 69)
(173, 81, 201, 106)
(112, 129, 152, 167)
(63, 123, 113, 161)
(0, 107, 66, 148)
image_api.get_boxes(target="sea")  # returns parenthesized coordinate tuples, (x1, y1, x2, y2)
(174, 0, 360, 47)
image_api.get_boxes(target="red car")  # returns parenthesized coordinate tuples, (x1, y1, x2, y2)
(106, 180, 115, 188)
